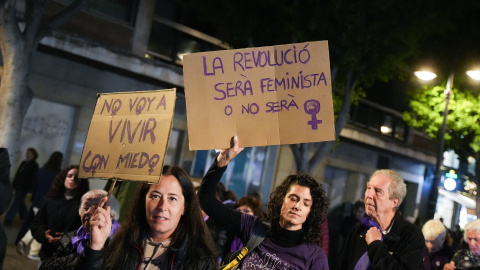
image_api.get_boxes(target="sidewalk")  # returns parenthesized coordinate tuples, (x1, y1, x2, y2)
(2, 218, 38, 270)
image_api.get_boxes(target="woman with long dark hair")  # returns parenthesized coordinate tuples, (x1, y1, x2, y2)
(198, 136, 330, 269)
(76, 165, 218, 270)
(30, 165, 89, 265)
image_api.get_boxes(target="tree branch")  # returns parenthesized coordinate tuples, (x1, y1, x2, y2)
(0, 0, 23, 42)
(290, 144, 301, 163)
(36, 0, 90, 41)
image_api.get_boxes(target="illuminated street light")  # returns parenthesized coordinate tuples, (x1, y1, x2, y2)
(414, 71, 437, 80)
(414, 70, 480, 219)
(467, 70, 480, 80)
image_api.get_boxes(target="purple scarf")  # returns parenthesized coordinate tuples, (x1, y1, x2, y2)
(354, 217, 383, 270)
(71, 220, 121, 254)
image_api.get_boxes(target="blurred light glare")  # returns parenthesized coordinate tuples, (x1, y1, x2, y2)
(466, 70, 480, 80)
(444, 178, 456, 191)
(414, 71, 437, 81)
(380, 126, 392, 134)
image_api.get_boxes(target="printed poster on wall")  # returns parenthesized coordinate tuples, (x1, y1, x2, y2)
(183, 40, 335, 150)
(79, 89, 176, 184)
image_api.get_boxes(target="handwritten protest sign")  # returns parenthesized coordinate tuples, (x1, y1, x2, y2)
(183, 41, 335, 150)
(79, 89, 176, 184)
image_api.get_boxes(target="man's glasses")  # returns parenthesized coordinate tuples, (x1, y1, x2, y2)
(236, 209, 252, 214)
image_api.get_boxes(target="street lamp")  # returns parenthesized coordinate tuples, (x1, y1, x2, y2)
(415, 70, 480, 219)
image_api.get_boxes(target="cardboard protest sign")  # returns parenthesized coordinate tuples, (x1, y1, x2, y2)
(183, 41, 334, 150)
(79, 89, 176, 184)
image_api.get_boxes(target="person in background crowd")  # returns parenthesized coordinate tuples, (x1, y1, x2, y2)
(225, 195, 265, 256)
(249, 191, 262, 201)
(452, 224, 464, 250)
(444, 219, 480, 270)
(30, 165, 89, 266)
(39, 190, 120, 269)
(16, 151, 63, 260)
(320, 217, 329, 257)
(340, 169, 425, 269)
(75, 165, 218, 270)
(440, 217, 454, 247)
(223, 190, 237, 206)
(0, 148, 13, 270)
(4, 148, 39, 226)
(199, 136, 330, 269)
(422, 219, 454, 270)
(341, 200, 366, 240)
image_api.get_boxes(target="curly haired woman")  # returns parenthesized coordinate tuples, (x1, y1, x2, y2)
(198, 136, 330, 269)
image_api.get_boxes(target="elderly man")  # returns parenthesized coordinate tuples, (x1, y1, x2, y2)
(340, 169, 426, 270)
(421, 219, 454, 270)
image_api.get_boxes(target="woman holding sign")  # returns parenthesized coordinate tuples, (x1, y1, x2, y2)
(75, 165, 218, 270)
(198, 136, 330, 269)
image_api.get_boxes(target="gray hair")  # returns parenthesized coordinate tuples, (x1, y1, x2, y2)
(79, 189, 120, 220)
(370, 169, 407, 210)
(422, 219, 446, 240)
(464, 219, 480, 240)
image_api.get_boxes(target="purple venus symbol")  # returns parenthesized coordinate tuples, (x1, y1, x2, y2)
(304, 99, 322, 130)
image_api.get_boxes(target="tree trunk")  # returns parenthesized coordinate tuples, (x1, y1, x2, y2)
(290, 67, 358, 174)
(0, 0, 88, 165)
(291, 143, 309, 173)
(0, 47, 33, 163)
(0, 2, 34, 164)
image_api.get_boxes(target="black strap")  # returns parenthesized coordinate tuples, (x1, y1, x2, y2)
(220, 221, 269, 270)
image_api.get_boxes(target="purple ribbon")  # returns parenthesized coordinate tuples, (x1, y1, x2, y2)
(354, 217, 383, 270)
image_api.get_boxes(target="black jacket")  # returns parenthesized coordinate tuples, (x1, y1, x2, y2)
(39, 231, 79, 270)
(74, 236, 217, 270)
(31, 195, 82, 260)
(340, 212, 426, 270)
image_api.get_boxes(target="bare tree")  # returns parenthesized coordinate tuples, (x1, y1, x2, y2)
(0, 0, 90, 162)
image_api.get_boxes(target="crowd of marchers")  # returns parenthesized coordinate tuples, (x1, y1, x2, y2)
(1, 140, 480, 270)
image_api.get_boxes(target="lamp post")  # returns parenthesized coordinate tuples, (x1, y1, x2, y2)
(415, 70, 479, 219)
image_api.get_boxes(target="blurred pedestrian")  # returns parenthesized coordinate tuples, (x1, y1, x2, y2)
(0, 148, 13, 270)
(341, 200, 365, 240)
(16, 151, 63, 260)
(444, 219, 480, 270)
(4, 148, 39, 225)
(30, 165, 89, 266)
(421, 219, 454, 270)
(452, 224, 463, 250)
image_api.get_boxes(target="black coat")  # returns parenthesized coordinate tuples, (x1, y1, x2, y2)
(340, 212, 426, 270)
(39, 231, 79, 270)
(30, 195, 82, 260)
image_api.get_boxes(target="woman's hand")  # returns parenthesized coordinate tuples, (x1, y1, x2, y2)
(217, 136, 244, 167)
(89, 196, 112, 250)
(45, 229, 64, 244)
(443, 262, 456, 270)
